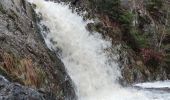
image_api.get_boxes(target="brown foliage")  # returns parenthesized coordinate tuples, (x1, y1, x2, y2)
(140, 48, 164, 66)
(0, 52, 45, 87)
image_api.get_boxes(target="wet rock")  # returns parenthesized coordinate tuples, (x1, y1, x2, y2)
(0, 75, 45, 100)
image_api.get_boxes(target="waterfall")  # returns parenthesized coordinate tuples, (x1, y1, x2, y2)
(28, 0, 170, 100)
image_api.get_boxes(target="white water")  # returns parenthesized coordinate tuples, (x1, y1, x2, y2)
(135, 81, 170, 89)
(28, 0, 170, 100)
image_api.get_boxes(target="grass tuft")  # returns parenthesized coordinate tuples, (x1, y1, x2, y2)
(0, 52, 46, 87)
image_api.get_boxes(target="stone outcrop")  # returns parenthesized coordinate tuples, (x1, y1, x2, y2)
(0, 75, 45, 100)
(0, 0, 76, 99)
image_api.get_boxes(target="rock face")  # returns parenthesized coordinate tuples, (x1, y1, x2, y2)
(0, 0, 76, 99)
(0, 75, 45, 100)
(119, 0, 170, 84)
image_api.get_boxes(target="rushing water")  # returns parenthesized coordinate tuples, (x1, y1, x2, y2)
(135, 81, 170, 89)
(28, 0, 170, 100)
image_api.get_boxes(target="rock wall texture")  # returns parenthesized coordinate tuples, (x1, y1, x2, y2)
(0, 0, 76, 99)
(0, 75, 45, 100)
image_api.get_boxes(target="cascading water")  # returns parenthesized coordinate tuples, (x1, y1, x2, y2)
(28, 0, 170, 100)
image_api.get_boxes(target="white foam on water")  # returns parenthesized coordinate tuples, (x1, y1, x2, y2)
(135, 81, 170, 89)
(28, 0, 170, 100)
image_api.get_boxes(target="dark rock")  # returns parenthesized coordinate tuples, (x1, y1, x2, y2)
(0, 75, 45, 100)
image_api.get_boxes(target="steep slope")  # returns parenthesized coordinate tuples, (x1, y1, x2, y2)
(0, 0, 76, 99)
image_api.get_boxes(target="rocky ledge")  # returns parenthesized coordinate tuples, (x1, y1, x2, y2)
(0, 75, 45, 100)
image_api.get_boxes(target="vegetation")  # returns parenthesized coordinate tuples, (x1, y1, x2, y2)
(130, 29, 149, 48)
(92, 0, 168, 67)
(89, 0, 169, 67)
(119, 11, 134, 29)
(0, 52, 46, 88)
(140, 48, 163, 67)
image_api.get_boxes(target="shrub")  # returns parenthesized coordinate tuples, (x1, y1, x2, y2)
(130, 29, 149, 48)
(140, 48, 164, 67)
(119, 11, 134, 29)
